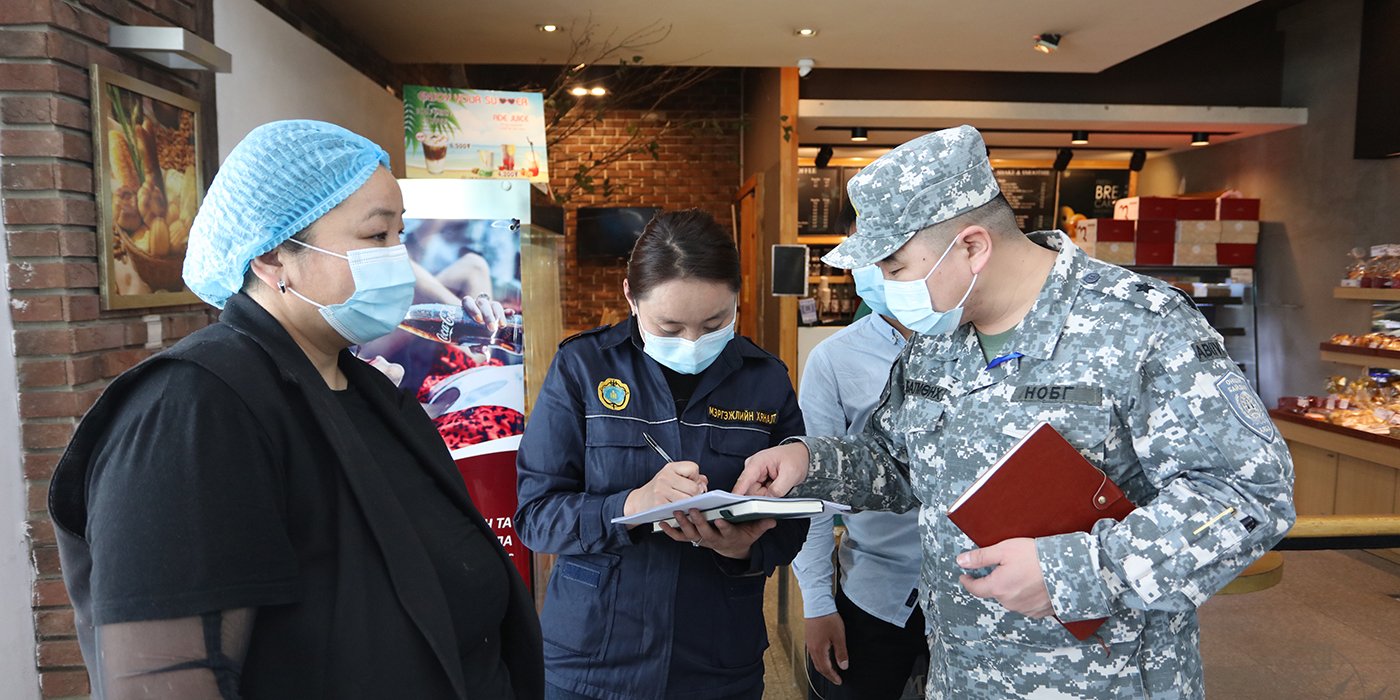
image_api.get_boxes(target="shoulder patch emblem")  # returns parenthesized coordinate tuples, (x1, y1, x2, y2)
(597, 378, 630, 411)
(1216, 373, 1274, 443)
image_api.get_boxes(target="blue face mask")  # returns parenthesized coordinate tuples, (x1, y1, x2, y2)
(639, 315, 736, 375)
(282, 239, 417, 345)
(883, 236, 977, 335)
(852, 265, 892, 318)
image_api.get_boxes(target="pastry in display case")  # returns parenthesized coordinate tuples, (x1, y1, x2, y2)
(1339, 244, 1400, 289)
(1277, 371, 1400, 437)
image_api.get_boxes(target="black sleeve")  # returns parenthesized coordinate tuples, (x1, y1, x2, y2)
(86, 362, 299, 625)
(95, 609, 255, 700)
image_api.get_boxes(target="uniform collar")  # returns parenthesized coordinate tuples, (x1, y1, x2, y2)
(1010, 231, 1086, 361)
(923, 230, 1083, 362)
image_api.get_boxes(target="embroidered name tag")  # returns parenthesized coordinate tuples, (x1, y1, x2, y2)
(708, 405, 778, 425)
(904, 380, 949, 402)
(1011, 385, 1103, 405)
(1193, 340, 1228, 362)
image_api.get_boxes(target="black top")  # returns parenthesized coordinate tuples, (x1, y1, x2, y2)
(334, 383, 514, 698)
(50, 293, 545, 700)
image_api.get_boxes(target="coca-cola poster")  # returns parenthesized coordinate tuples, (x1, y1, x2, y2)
(355, 216, 532, 585)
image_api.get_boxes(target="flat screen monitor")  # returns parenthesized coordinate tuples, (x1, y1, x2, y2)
(576, 207, 660, 259)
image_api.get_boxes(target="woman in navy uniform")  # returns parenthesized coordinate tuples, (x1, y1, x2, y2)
(516, 209, 807, 700)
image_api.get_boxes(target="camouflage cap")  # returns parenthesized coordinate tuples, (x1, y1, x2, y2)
(823, 125, 999, 269)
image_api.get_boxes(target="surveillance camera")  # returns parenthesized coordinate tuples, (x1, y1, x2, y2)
(797, 58, 814, 78)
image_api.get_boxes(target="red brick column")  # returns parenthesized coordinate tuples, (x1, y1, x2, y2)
(1, 2, 218, 696)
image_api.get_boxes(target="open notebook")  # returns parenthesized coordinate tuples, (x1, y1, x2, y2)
(610, 489, 851, 531)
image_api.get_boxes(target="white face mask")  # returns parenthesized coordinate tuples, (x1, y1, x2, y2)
(882, 236, 976, 335)
(635, 305, 737, 375)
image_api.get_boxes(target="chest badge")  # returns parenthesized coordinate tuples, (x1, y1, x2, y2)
(598, 378, 631, 411)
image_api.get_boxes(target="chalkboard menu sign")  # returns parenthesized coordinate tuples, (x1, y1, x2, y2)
(993, 168, 1056, 232)
(1057, 170, 1131, 227)
(798, 167, 843, 234)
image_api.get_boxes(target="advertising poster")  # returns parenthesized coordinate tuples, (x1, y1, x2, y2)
(355, 216, 532, 584)
(403, 86, 548, 182)
(1057, 169, 1132, 228)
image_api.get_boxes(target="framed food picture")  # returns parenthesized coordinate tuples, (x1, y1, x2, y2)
(92, 65, 203, 309)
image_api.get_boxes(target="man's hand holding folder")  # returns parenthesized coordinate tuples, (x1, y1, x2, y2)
(946, 422, 1137, 640)
(956, 538, 1055, 620)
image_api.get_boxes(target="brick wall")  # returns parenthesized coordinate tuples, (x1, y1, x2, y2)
(1, 1, 219, 696)
(547, 73, 742, 331)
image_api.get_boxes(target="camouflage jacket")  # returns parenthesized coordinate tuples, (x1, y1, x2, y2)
(792, 231, 1295, 698)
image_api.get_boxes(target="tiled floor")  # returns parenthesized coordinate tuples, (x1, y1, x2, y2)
(762, 550, 1400, 699)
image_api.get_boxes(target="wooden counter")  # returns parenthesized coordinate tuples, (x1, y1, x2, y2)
(1271, 410, 1400, 565)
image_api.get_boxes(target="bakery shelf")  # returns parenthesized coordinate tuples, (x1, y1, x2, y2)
(798, 235, 848, 246)
(1333, 287, 1400, 301)
(1319, 343, 1400, 371)
(809, 274, 853, 283)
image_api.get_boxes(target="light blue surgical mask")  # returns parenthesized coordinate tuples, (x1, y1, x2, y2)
(282, 239, 416, 345)
(883, 236, 977, 335)
(852, 265, 892, 318)
(639, 315, 736, 375)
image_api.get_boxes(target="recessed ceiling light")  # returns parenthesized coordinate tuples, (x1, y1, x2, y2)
(850, 127, 868, 142)
(795, 28, 818, 37)
(1191, 132, 1210, 146)
(1033, 33, 1061, 54)
(569, 86, 589, 96)
(1071, 130, 1089, 145)
(589, 86, 607, 96)
(538, 24, 560, 33)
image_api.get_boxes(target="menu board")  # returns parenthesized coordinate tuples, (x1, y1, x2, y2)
(1057, 169, 1132, 227)
(798, 167, 843, 234)
(993, 168, 1057, 232)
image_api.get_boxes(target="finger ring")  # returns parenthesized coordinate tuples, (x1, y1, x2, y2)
(691, 539, 701, 547)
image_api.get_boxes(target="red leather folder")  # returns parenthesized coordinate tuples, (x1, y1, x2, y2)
(947, 422, 1136, 640)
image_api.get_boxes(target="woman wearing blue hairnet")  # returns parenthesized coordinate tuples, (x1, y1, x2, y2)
(49, 120, 543, 699)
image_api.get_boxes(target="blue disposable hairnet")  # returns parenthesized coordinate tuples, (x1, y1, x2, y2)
(183, 120, 391, 308)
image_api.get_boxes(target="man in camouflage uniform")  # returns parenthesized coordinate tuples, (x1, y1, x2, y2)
(737, 126, 1294, 699)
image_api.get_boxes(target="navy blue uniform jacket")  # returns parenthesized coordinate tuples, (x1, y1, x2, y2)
(515, 319, 806, 700)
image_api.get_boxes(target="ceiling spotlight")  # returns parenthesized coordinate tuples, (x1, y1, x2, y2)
(569, 86, 589, 96)
(1129, 148, 1147, 172)
(1033, 33, 1061, 54)
(589, 86, 607, 96)
(795, 28, 818, 37)
(1191, 132, 1210, 146)
(537, 24, 560, 32)
(1052, 147, 1074, 171)
(815, 145, 834, 168)
(1071, 130, 1089, 145)
(850, 127, 869, 142)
